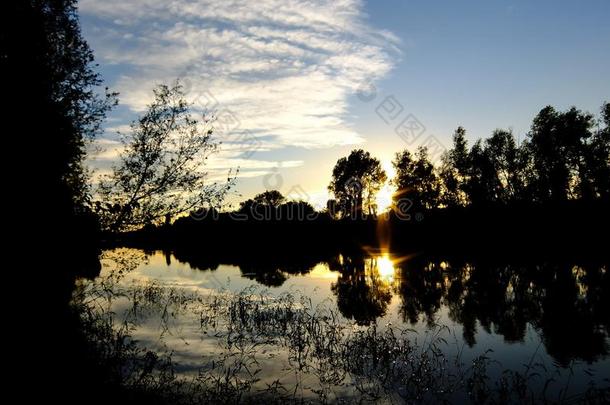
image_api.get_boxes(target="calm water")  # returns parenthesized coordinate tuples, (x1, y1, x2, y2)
(85, 248, 610, 399)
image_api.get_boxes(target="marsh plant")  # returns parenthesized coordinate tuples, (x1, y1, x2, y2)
(70, 250, 609, 404)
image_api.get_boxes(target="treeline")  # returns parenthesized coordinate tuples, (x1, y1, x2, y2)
(85, 76, 608, 229)
(419, 103, 610, 209)
(120, 103, 610, 259)
(177, 102, 610, 223)
(337, 103, 610, 217)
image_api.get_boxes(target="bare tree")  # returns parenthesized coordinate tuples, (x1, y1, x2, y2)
(96, 82, 234, 231)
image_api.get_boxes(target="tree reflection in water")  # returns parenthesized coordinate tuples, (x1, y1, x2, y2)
(329, 254, 394, 326)
(171, 247, 609, 366)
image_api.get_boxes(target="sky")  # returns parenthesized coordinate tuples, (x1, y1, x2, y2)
(80, 0, 610, 210)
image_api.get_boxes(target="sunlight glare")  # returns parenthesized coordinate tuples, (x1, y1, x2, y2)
(376, 255, 396, 282)
(376, 185, 394, 212)
(376, 160, 396, 212)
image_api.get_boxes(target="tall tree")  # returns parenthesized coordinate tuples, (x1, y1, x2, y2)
(527, 106, 595, 201)
(585, 102, 610, 199)
(464, 130, 526, 205)
(97, 83, 232, 231)
(439, 127, 470, 207)
(466, 139, 498, 205)
(6, 2, 116, 400)
(392, 146, 440, 210)
(483, 129, 523, 203)
(7, 1, 117, 213)
(328, 149, 387, 218)
(559, 107, 595, 200)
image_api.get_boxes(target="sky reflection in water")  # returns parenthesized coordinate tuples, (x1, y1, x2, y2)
(93, 248, 610, 394)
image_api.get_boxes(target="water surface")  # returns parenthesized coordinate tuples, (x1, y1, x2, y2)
(85, 248, 610, 400)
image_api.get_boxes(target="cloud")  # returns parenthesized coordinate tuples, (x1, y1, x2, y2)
(204, 156, 304, 182)
(81, 0, 398, 177)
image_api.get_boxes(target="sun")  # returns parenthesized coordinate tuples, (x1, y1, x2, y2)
(376, 160, 396, 212)
(376, 184, 394, 212)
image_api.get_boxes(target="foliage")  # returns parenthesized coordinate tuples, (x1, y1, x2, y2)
(9, 0, 117, 217)
(328, 149, 387, 218)
(436, 103, 609, 208)
(96, 83, 234, 231)
(392, 146, 441, 209)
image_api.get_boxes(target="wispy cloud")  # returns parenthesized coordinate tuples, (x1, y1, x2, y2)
(81, 0, 399, 179)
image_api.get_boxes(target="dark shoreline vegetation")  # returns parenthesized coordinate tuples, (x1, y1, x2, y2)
(10, 1, 609, 404)
(113, 199, 610, 260)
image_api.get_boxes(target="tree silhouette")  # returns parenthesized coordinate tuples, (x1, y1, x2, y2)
(484, 129, 528, 202)
(434, 106, 608, 207)
(527, 106, 595, 202)
(97, 83, 233, 231)
(325, 199, 341, 219)
(329, 149, 387, 218)
(439, 127, 470, 207)
(466, 139, 499, 205)
(8, 2, 118, 401)
(253, 190, 285, 207)
(583, 102, 610, 200)
(9, 0, 117, 222)
(279, 200, 316, 220)
(392, 146, 440, 210)
(329, 255, 393, 325)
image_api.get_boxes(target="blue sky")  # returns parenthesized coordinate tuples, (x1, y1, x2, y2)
(81, 0, 610, 209)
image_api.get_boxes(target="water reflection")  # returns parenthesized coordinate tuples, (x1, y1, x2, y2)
(329, 254, 394, 325)
(396, 258, 609, 366)
(169, 248, 609, 366)
(85, 247, 610, 402)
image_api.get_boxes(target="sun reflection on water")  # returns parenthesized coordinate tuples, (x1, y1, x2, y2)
(376, 254, 396, 282)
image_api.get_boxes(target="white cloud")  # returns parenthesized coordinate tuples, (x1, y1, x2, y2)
(81, 0, 398, 178)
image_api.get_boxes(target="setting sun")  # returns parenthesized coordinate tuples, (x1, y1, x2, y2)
(376, 185, 394, 212)
(376, 160, 396, 212)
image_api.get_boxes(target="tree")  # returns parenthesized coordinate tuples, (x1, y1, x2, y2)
(7, 1, 116, 399)
(483, 129, 523, 203)
(392, 146, 440, 210)
(466, 139, 498, 205)
(97, 83, 233, 231)
(253, 190, 285, 207)
(585, 102, 610, 199)
(328, 149, 387, 218)
(330, 255, 392, 325)
(439, 127, 470, 207)
(238, 190, 285, 220)
(279, 201, 316, 221)
(8, 0, 117, 218)
(558, 107, 595, 200)
(527, 106, 595, 201)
